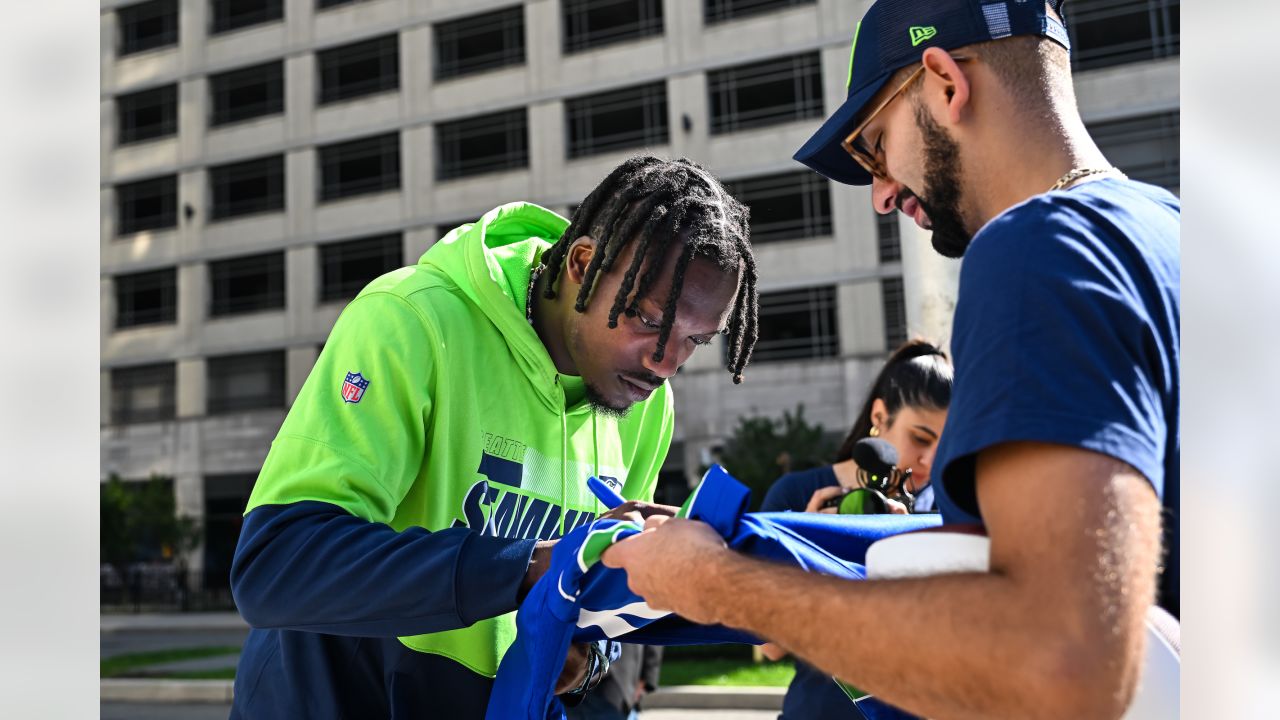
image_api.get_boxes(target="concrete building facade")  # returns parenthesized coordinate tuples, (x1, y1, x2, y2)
(100, 0, 1180, 582)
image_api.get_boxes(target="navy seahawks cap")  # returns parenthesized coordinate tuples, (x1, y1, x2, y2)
(793, 0, 1071, 186)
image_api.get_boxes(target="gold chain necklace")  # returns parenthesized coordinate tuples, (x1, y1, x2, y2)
(1048, 166, 1126, 192)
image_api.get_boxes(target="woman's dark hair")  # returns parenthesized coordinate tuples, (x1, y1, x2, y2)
(834, 339, 954, 462)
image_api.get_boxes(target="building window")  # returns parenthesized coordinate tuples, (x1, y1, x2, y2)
(117, 85, 178, 145)
(317, 0, 368, 8)
(563, 0, 663, 54)
(202, 474, 256, 590)
(751, 285, 838, 362)
(1089, 111, 1180, 192)
(115, 268, 177, 328)
(209, 61, 284, 127)
(209, 155, 285, 220)
(206, 350, 285, 414)
(436, 109, 528, 180)
(209, 252, 285, 317)
(704, 0, 814, 25)
(723, 170, 830, 243)
(211, 0, 284, 35)
(565, 81, 668, 159)
(116, 175, 178, 235)
(882, 277, 907, 350)
(1067, 0, 1179, 72)
(435, 6, 525, 80)
(111, 363, 176, 424)
(876, 213, 901, 263)
(319, 234, 402, 302)
(118, 0, 179, 56)
(708, 52, 823, 134)
(319, 133, 401, 201)
(318, 34, 399, 105)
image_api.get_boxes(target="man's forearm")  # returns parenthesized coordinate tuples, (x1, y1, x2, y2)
(697, 552, 1115, 720)
(605, 445, 1161, 719)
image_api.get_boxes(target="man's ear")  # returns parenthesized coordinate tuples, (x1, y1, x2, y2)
(920, 47, 971, 125)
(564, 236, 597, 286)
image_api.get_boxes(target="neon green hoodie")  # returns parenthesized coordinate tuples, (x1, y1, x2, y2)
(243, 202, 674, 677)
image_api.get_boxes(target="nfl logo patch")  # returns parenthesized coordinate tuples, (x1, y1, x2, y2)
(341, 372, 370, 404)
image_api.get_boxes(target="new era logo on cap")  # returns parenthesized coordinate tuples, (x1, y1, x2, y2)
(909, 26, 937, 46)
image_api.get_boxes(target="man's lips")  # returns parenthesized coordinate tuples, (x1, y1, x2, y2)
(899, 195, 932, 230)
(619, 374, 659, 401)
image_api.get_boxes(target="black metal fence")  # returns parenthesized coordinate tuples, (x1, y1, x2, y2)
(101, 562, 237, 612)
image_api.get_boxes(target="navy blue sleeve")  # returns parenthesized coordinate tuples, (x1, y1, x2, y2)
(760, 468, 835, 513)
(231, 500, 537, 637)
(759, 475, 798, 513)
(933, 194, 1172, 523)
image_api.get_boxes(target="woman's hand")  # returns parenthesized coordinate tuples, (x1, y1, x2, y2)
(804, 486, 848, 514)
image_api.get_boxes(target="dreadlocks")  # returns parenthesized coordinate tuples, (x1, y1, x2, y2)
(539, 155, 758, 384)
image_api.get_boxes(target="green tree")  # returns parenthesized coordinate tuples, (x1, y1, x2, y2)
(101, 474, 202, 607)
(717, 405, 835, 510)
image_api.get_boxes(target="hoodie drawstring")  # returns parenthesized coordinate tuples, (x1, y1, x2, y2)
(558, 377, 569, 537)
(592, 414, 601, 517)
(555, 377, 603, 536)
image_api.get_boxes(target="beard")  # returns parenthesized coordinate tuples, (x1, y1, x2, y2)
(584, 383, 632, 419)
(911, 102, 973, 259)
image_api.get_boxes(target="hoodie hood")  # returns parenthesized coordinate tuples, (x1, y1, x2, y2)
(419, 202, 574, 412)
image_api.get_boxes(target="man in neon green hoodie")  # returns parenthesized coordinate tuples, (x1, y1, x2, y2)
(228, 155, 759, 719)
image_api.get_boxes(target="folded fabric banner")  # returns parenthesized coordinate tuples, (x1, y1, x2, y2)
(485, 465, 941, 720)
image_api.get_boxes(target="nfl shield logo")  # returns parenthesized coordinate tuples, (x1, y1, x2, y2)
(341, 372, 370, 404)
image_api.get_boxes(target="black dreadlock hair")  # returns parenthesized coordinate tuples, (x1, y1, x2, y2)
(540, 155, 758, 383)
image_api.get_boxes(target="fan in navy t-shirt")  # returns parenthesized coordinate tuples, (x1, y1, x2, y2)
(931, 177, 1180, 617)
(600, 1, 1179, 716)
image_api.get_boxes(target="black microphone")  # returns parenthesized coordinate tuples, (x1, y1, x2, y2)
(850, 438, 898, 490)
(821, 438, 912, 514)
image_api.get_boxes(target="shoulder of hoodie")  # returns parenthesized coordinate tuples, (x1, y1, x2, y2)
(343, 263, 478, 338)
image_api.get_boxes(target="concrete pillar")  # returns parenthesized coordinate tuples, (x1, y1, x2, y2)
(176, 358, 206, 418)
(173, 472, 205, 578)
(286, 245, 316, 334)
(528, 101, 563, 202)
(402, 124, 433, 220)
(286, 147, 316, 238)
(178, 0, 207, 73)
(178, 77, 207, 167)
(284, 53, 314, 145)
(405, 226, 435, 263)
(176, 261, 205, 355)
(897, 219, 960, 353)
(286, 345, 320, 407)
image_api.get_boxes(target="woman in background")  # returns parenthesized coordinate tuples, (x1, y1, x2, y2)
(758, 339, 953, 719)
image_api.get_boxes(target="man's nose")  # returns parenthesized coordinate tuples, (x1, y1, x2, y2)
(872, 175, 904, 216)
(642, 340, 689, 379)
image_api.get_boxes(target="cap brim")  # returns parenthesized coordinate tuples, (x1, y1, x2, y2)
(792, 77, 888, 186)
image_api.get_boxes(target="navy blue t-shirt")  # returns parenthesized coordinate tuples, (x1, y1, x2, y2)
(933, 178, 1180, 616)
(761, 466, 863, 720)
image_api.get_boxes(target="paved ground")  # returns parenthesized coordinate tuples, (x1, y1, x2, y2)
(101, 704, 777, 720)
(101, 613, 249, 659)
(101, 628, 249, 659)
